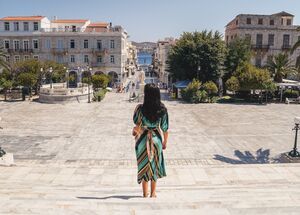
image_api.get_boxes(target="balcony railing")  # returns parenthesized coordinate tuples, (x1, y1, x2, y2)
(92, 48, 107, 54)
(282, 44, 291, 50)
(51, 48, 68, 55)
(251, 44, 270, 50)
(6, 49, 34, 54)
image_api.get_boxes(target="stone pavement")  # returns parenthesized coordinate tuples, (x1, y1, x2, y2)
(0, 92, 300, 214)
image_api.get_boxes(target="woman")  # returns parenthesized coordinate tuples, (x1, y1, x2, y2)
(132, 83, 169, 198)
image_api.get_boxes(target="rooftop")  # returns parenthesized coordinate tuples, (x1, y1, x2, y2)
(0, 16, 45, 21)
(87, 22, 109, 28)
(51, 19, 89, 23)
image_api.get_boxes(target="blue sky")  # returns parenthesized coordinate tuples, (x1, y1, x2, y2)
(1, 0, 300, 42)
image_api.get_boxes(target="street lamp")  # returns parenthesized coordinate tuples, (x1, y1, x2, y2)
(289, 117, 300, 157)
(49, 67, 53, 89)
(88, 67, 92, 103)
(197, 65, 201, 80)
(64, 67, 69, 89)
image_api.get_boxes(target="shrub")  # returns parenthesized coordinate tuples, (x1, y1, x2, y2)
(225, 76, 240, 93)
(181, 79, 201, 102)
(92, 74, 110, 89)
(94, 89, 107, 102)
(283, 89, 299, 99)
(203, 81, 218, 96)
(193, 90, 208, 103)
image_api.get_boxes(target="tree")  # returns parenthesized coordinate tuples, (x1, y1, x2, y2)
(91, 74, 110, 89)
(225, 76, 240, 95)
(0, 43, 8, 70)
(224, 38, 251, 81)
(203, 81, 218, 102)
(266, 53, 296, 83)
(167, 31, 226, 82)
(0, 77, 13, 101)
(17, 72, 37, 98)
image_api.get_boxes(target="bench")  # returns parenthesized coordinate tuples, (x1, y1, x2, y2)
(285, 97, 300, 104)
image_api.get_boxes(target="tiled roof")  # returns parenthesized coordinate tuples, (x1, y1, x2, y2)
(52, 19, 89, 23)
(0, 16, 45, 21)
(87, 22, 109, 28)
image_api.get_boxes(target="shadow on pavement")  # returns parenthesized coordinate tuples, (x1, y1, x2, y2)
(214, 148, 272, 164)
(77, 195, 141, 200)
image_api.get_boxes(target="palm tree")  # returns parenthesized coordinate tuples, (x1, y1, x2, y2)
(266, 53, 296, 83)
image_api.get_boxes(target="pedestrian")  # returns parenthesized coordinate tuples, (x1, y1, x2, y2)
(132, 83, 169, 198)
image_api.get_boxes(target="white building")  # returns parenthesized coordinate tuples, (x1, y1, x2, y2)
(0, 15, 135, 85)
(225, 11, 300, 67)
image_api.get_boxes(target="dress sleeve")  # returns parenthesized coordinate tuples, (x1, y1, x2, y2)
(160, 111, 169, 132)
(133, 105, 142, 125)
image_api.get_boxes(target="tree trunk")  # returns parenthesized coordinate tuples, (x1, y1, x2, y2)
(4, 89, 7, 101)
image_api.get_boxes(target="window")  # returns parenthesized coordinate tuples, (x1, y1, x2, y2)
(72, 25, 76, 32)
(23, 22, 29, 31)
(33, 55, 39, 60)
(110, 40, 115, 49)
(33, 22, 39, 31)
(255, 56, 262, 67)
(23, 40, 29, 51)
(84, 55, 89, 63)
(110, 55, 115, 63)
(247, 18, 251, 24)
(14, 22, 19, 31)
(258, 18, 263, 25)
(235, 19, 239, 25)
(57, 40, 63, 49)
(14, 40, 20, 50)
(6, 56, 10, 62)
(256, 34, 263, 46)
(97, 40, 102, 49)
(70, 55, 75, 63)
(46, 39, 51, 49)
(245, 34, 251, 41)
(270, 19, 274, 25)
(287, 19, 292, 26)
(4, 22, 10, 31)
(97, 55, 102, 63)
(4, 40, 10, 49)
(84, 39, 88, 49)
(33, 39, 39, 49)
(24, 55, 30, 61)
(15, 55, 20, 62)
(57, 55, 63, 63)
(268, 34, 274, 46)
(283, 34, 290, 47)
(70, 39, 75, 48)
(281, 18, 284, 25)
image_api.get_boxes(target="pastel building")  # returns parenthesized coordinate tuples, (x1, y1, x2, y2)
(0, 15, 135, 85)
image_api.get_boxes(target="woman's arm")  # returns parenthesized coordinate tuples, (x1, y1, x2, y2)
(162, 131, 168, 150)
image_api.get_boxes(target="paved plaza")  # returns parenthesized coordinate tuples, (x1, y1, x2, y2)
(0, 92, 300, 214)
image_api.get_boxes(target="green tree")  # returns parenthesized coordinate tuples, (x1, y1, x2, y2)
(17, 72, 37, 98)
(91, 74, 110, 89)
(181, 79, 201, 103)
(224, 38, 251, 81)
(203, 81, 218, 102)
(0, 77, 13, 101)
(0, 43, 8, 70)
(266, 53, 296, 83)
(225, 76, 240, 95)
(168, 31, 226, 82)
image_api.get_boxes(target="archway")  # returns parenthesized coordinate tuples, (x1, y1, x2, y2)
(68, 71, 78, 88)
(94, 71, 104, 75)
(108, 71, 119, 87)
(81, 71, 92, 83)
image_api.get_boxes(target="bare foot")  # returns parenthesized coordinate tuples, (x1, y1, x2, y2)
(143, 192, 149, 198)
(150, 193, 157, 198)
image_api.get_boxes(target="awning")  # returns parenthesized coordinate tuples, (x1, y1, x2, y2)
(173, 80, 191, 89)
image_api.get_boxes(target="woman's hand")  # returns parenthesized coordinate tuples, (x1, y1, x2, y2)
(162, 140, 167, 150)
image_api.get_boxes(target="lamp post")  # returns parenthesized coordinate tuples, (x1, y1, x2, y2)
(289, 117, 300, 157)
(88, 67, 92, 103)
(64, 67, 69, 89)
(197, 65, 201, 81)
(0, 117, 5, 158)
(49, 67, 53, 89)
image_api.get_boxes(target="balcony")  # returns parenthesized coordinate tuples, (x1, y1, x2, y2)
(251, 44, 270, 51)
(51, 48, 68, 55)
(6, 49, 34, 54)
(92, 48, 107, 55)
(282, 44, 291, 50)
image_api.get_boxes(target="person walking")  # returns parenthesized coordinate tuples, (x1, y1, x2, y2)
(132, 83, 169, 198)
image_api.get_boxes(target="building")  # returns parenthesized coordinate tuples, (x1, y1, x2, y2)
(153, 37, 176, 86)
(225, 11, 300, 67)
(0, 15, 134, 85)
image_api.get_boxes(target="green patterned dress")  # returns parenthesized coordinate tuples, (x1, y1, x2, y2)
(133, 104, 168, 184)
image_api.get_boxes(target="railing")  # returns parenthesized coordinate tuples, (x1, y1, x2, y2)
(51, 48, 68, 55)
(92, 48, 107, 54)
(251, 44, 270, 50)
(6, 48, 34, 54)
(282, 44, 291, 50)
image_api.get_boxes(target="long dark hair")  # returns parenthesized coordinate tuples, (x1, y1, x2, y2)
(141, 83, 167, 122)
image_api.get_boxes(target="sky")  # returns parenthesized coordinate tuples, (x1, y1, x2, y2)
(1, 0, 300, 42)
